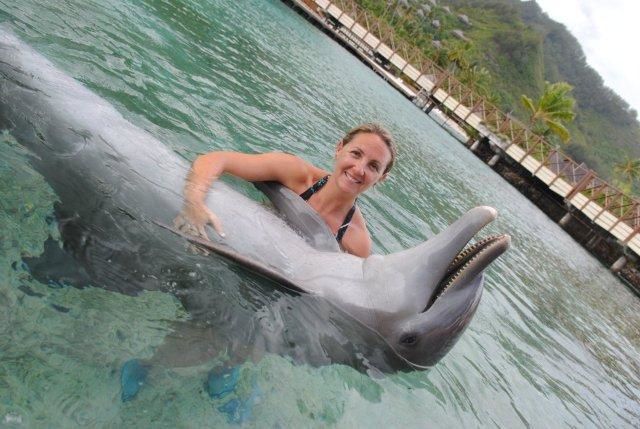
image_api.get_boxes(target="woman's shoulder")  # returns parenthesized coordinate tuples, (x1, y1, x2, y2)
(272, 152, 328, 192)
(259, 152, 321, 190)
(291, 154, 329, 181)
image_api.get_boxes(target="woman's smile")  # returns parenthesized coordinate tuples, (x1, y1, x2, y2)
(344, 170, 363, 184)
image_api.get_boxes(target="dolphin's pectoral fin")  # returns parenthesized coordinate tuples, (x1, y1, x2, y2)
(154, 221, 306, 293)
(253, 181, 340, 253)
(22, 236, 92, 289)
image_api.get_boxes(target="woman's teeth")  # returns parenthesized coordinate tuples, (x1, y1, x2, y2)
(345, 172, 361, 184)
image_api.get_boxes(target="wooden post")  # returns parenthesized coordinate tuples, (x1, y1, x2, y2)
(623, 227, 640, 245)
(586, 233, 601, 248)
(564, 171, 595, 202)
(429, 71, 450, 95)
(517, 137, 541, 163)
(606, 202, 639, 232)
(611, 255, 627, 273)
(463, 99, 483, 121)
(559, 212, 572, 227)
(425, 102, 436, 114)
(361, 12, 371, 41)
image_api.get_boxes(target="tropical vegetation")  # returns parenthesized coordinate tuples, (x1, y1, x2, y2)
(614, 158, 640, 193)
(521, 81, 575, 143)
(354, 0, 640, 193)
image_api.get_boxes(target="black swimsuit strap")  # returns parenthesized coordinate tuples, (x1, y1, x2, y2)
(299, 175, 356, 244)
(299, 175, 329, 201)
(335, 204, 356, 243)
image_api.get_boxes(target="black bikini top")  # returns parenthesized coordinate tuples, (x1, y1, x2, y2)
(299, 175, 356, 243)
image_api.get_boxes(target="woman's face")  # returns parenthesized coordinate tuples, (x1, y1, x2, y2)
(333, 132, 392, 195)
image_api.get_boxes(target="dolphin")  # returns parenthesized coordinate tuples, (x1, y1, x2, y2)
(0, 27, 510, 370)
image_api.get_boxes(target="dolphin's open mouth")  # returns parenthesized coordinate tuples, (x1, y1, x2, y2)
(427, 233, 511, 309)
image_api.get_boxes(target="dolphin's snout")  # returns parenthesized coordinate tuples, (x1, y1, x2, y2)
(478, 205, 498, 220)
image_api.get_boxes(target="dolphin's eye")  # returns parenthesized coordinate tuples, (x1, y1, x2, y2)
(400, 334, 417, 346)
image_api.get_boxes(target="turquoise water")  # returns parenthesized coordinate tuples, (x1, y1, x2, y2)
(1, 0, 639, 427)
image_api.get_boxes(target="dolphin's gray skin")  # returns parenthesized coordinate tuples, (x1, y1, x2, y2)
(253, 181, 340, 253)
(0, 28, 509, 370)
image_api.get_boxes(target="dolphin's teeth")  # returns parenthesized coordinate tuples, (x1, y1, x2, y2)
(435, 256, 476, 301)
(446, 234, 501, 274)
(438, 254, 479, 299)
(433, 234, 507, 305)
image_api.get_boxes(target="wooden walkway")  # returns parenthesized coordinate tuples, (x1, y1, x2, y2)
(289, 0, 640, 263)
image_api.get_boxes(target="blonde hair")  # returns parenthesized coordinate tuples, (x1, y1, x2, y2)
(341, 123, 397, 174)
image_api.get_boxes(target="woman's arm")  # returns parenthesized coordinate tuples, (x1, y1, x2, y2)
(176, 151, 313, 238)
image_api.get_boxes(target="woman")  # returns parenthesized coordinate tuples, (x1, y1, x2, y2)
(175, 123, 396, 257)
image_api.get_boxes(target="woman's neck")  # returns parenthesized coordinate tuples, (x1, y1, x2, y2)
(309, 175, 356, 216)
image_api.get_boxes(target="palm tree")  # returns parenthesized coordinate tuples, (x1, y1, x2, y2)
(521, 81, 576, 143)
(614, 157, 640, 187)
(458, 64, 491, 97)
(445, 41, 471, 72)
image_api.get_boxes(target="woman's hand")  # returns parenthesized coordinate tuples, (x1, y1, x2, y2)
(174, 150, 311, 241)
(173, 201, 225, 241)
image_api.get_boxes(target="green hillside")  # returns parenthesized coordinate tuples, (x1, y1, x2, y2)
(355, 0, 640, 185)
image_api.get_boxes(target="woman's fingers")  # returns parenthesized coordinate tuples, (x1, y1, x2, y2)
(173, 213, 187, 230)
(173, 211, 203, 238)
(207, 211, 226, 238)
(196, 224, 210, 241)
(174, 213, 198, 235)
(172, 207, 225, 240)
